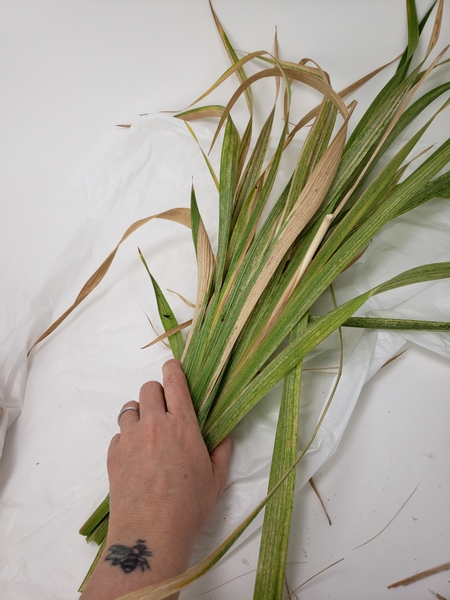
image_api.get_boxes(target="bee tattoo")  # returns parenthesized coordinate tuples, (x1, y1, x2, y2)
(105, 539, 152, 573)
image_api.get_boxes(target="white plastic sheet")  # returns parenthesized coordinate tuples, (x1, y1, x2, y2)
(0, 114, 449, 599)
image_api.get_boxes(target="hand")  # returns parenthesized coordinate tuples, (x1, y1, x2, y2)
(80, 359, 232, 600)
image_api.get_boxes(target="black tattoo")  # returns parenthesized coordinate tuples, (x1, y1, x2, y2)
(105, 539, 152, 573)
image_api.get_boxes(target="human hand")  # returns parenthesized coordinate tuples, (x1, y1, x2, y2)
(80, 359, 232, 600)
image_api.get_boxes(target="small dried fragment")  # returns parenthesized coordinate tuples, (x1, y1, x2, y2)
(353, 487, 418, 550)
(388, 561, 450, 588)
(429, 589, 448, 600)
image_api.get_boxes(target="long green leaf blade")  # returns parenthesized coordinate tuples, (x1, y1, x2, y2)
(313, 315, 450, 331)
(406, 0, 420, 64)
(209, 0, 253, 113)
(139, 249, 185, 360)
(215, 116, 240, 290)
(253, 317, 306, 600)
(397, 0, 437, 75)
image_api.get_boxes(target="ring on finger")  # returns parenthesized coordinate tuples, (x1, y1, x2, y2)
(117, 405, 140, 426)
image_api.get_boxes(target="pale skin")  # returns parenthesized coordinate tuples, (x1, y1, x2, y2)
(80, 359, 232, 600)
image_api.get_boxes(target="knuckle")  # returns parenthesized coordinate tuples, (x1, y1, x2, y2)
(140, 380, 162, 395)
(122, 400, 138, 409)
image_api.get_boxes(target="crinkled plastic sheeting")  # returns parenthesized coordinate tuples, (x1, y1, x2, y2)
(0, 115, 449, 598)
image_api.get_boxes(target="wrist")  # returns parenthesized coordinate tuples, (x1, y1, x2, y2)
(104, 523, 194, 580)
(80, 531, 186, 600)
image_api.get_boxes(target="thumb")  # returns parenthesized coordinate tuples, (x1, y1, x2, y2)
(210, 436, 233, 492)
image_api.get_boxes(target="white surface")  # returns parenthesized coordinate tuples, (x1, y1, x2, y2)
(1, 2, 450, 599)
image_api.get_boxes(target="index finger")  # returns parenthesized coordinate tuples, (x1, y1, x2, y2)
(162, 359, 197, 420)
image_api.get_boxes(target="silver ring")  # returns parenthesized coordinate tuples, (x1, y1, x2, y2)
(117, 406, 140, 425)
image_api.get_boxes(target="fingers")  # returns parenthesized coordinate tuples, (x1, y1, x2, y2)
(117, 401, 140, 431)
(120, 361, 196, 428)
(162, 359, 196, 419)
(108, 433, 120, 450)
(210, 436, 232, 492)
(139, 379, 166, 416)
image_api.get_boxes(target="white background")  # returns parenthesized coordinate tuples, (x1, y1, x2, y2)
(1, 2, 450, 599)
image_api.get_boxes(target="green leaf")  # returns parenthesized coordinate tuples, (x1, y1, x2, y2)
(215, 116, 240, 290)
(209, 0, 253, 113)
(253, 317, 306, 600)
(406, 0, 420, 64)
(324, 70, 419, 214)
(311, 315, 450, 331)
(283, 99, 338, 221)
(190, 185, 201, 257)
(232, 107, 274, 229)
(380, 82, 450, 154)
(397, 0, 437, 75)
(236, 115, 253, 182)
(183, 122, 220, 191)
(79, 495, 110, 538)
(139, 249, 185, 361)
(78, 538, 107, 593)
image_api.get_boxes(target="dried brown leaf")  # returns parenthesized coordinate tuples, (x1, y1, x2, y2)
(353, 487, 417, 550)
(292, 557, 345, 593)
(258, 214, 333, 343)
(182, 208, 215, 358)
(210, 65, 349, 150)
(167, 289, 195, 308)
(388, 562, 450, 588)
(175, 106, 224, 121)
(28, 208, 191, 355)
(425, 0, 445, 60)
(284, 54, 400, 148)
(429, 590, 448, 600)
(381, 346, 410, 369)
(338, 54, 402, 100)
(141, 320, 192, 349)
(309, 477, 332, 526)
(142, 310, 171, 349)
